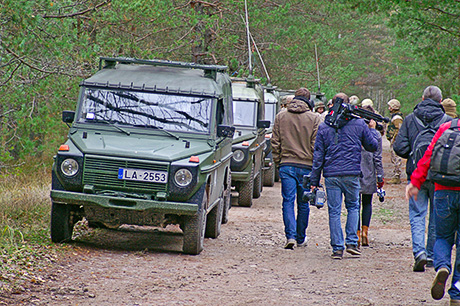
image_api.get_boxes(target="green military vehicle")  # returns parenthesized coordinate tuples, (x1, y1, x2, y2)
(50, 57, 235, 255)
(230, 77, 270, 207)
(262, 85, 281, 187)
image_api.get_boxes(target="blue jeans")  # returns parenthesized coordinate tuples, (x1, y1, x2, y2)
(433, 190, 460, 300)
(279, 165, 311, 244)
(408, 181, 435, 259)
(325, 176, 360, 252)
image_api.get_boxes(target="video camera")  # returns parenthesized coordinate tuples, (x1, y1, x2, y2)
(325, 97, 390, 131)
(302, 174, 326, 209)
(377, 188, 385, 202)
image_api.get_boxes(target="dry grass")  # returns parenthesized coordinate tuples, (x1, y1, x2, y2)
(0, 168, 59, 294)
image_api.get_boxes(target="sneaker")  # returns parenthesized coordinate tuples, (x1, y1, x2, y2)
(346, 245, 361, 256)
(331, 250, 343, 260)
(284, 238, 296, 250)
(297, 239, 307, 248)
(426, 259, 434, 268)
(431, 267, 449, 300)
(413, 253, 427, 272)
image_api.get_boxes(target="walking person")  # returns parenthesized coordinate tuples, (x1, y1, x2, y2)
(386, 99, 404, 184)
(406, 117, 460, 304)
(310, 93, 379, 259)
(358, 104, 384, 247)
(394, 85, 452, 271)
(271, 88, 321, 249)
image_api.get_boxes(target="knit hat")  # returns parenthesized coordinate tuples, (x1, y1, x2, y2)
(349, 95, 360, 106)
(442, 98, 458, 118)
(361, 98, 374, 107)
(387, 99, 401, 110)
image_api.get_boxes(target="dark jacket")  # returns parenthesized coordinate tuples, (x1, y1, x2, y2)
(393, 98, 452, 179)
(360, 133, 384, 194)
(310, 115, 379, 186)
(271, 98, 320, 167)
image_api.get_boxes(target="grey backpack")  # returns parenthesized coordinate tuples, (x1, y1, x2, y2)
(428, 118, 460, 186)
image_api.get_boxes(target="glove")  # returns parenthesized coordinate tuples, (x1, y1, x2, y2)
(377, 178, 384, 189)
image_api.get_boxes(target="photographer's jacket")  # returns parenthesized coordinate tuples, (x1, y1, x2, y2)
(310, 116, 379, 186)
(271, 98, 320, 168)
(393, 98, 452, 179)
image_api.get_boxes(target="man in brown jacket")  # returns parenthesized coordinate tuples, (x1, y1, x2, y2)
(271, 88, 321, 249)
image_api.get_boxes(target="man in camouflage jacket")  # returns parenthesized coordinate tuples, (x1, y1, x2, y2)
(386, 99, 404, 184)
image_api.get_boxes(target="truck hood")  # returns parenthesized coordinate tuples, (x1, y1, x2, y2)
(70, 130, 212, 161)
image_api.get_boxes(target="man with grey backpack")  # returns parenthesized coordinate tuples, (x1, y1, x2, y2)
(406, 117, 460, 304)
(394, 85, 452, 272)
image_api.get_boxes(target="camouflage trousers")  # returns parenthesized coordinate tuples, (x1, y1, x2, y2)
(390, 142, 401, 178)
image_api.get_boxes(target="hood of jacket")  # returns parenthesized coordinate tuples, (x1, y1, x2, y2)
(413, 98, 446, 125)
(287, 99, 310, 113)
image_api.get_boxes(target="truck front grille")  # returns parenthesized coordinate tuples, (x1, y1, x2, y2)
(83, 155, 169, 193)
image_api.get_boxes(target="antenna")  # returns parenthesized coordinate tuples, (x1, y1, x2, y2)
(244, 0, 253, 76)
(240, 15, 270, 84)
(315, 44, 321, 93)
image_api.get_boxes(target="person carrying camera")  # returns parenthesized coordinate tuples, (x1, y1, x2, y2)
(271, 87, 320, 249)
(310, 93, 379, 259)
(394, 85, 451, 272)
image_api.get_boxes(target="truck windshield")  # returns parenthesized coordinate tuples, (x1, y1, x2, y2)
(233, 100, 257, 128)
(264, 103, 276, 125)
(78, 88, 212, 133)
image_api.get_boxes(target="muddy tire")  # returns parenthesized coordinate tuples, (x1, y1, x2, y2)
(238, 166, 254, 207)
(50, 202, 74, 243)
(183, 193, 208, 255)
(263, 163, 275, 187)
(205, 196, 223, 239)
(253, 170, 262, 199)
(222, 173, 232, 224)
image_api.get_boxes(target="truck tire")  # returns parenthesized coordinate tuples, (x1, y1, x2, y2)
(50, 202, 74, 243)
(222, 173, 232, 224)
(263, 163, 275, 187)
(238, 166, 254, 207)
(253, 170, 262, 199)
(182, 193, 207, 255)
(205, 196, 223, 238)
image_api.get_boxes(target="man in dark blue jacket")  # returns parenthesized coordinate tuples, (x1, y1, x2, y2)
(310, 93, 379, 259)
(394, 85, 451, 272)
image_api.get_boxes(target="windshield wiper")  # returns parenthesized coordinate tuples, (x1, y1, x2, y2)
(94, 119, 131, 135)
(151, 126, 180, 140)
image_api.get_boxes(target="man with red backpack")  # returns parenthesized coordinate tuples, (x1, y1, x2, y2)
(394, 85, 452, 272)
(406, 117, 460, 304)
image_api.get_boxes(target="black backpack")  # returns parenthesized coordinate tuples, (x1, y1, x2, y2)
(428, 118, 460, 186)
(410, 114, 449, 171)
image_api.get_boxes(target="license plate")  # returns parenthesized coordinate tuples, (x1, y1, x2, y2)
(118, 168, 168, 183)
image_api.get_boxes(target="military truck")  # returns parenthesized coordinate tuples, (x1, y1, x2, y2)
(230, 77, 270, 207)
(50, 57, 235, 255)
(262, 85, 280, 187)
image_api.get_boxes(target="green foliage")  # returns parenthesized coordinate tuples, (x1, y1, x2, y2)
(0, 0, 458, 165)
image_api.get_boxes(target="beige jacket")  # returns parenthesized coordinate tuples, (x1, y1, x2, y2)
(271, 98, 320, 167)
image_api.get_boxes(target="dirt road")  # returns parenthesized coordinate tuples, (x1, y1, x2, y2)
(3, 140, 451, 305)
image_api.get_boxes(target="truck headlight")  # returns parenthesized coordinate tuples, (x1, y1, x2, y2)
(174, 168, 193, 187)
(61, 158, 79, 177)
(233, 149, 245, 162)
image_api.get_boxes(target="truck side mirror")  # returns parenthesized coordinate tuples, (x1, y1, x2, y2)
(257, 120, 270, 129)
(62, 111, 75, 123)
(217, 125, 235, 138)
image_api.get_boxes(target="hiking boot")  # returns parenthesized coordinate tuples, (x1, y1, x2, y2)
(331, 250, 343, 260)
(284, 238, 296, 250)
(413, 253, 427, 272)
(431, 267, 449, 300)
(387, 176, 401, 184)
(426, 259, 434, 268)
(346, 245, 361, 256)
